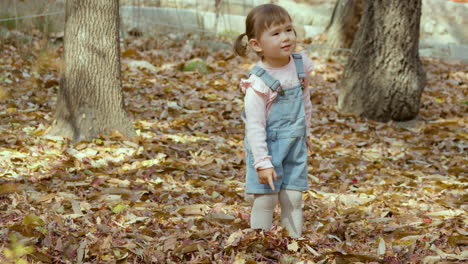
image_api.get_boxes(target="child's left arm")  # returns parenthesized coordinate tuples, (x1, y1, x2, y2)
(303, 84, 314, 154)
(301, 51, 314, 153)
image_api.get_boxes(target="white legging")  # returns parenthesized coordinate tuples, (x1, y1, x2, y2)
(250, 189, 303, 238)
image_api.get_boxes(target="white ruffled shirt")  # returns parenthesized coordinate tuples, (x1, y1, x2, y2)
(241, 51, 314, 170)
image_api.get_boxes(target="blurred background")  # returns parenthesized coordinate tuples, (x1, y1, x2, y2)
(0, 0, 467, 60)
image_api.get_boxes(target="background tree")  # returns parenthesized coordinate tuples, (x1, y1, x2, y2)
(337, 0, 426, 122)
(324, 0, 364, 56)
(47, 0, 134, 141)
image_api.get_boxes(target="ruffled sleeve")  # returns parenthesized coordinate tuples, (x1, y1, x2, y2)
(242, 75, 274, 170)
(240, 75, 271, 95)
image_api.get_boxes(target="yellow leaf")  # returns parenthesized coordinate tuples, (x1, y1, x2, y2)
(233, 252, 246, 264)
(3, 248, 14, 258)
(226, 230, 244, 247)
(112, 204, 129, 214)
(287, 240, 299, 252)
(176, 243, 199, 254)
(206, 94, 218, 101)
(378, 237, 386, 255)
(22, 214, 45, 226)
(458, 131, 468, 139)
(178, 204, 209, 216)
(77, 240, 87, 264)
(207, 213, 235, 223)
(0, 182, 22, 195)
(36, 193, 56, 203)
(304, 243, 320, 257)
(122, 48, 138, 58)
(427, 209, 464, 218)
(17, 259, 29, 264)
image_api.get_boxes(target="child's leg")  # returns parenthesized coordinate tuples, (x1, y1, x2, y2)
(279, 189, 303, 238)
(250, 193, 278, 230)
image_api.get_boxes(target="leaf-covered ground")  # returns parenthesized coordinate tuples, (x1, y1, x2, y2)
(0, 32, 467, 263)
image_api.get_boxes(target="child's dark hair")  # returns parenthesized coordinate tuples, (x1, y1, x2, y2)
(233, 4, 293, 57)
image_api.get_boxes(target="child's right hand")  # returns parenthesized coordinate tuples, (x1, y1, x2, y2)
(257, 168, 278, 190)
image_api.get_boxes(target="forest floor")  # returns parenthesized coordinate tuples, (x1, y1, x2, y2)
(0, 32, 467, 263)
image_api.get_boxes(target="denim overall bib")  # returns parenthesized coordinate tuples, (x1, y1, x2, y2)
(245, 53, 309, 194)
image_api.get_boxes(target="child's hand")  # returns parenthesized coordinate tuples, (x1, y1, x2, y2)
(257, 168, 278, 190)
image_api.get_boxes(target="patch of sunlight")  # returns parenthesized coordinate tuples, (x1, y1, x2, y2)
(138, 130, 156, 139)
(386, 140, 407, 160)
(22, 126, 36, 135)
(160, 62, 178, 70)
(0, 166, 21, 179)
(165, 134, 209, 144)
(361, 147, 386, 162)
(26, 161, 47, 170)
(66, 146, 142, 169)
(136, 120, 157, 129)
(140, 153, 167, 167)
(41, 148, 63, 156)
(427, 209, 465, 218)
(308, 190, 376, 207)
(119, 153, 167, 173)
(43, 135, 67, 143)
(0, 150, 27, 158)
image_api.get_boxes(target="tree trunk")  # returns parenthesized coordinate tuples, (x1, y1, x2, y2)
(48, 0, 134, 141)
(325, 0, 364, 56)
(337, 0, 426, 122)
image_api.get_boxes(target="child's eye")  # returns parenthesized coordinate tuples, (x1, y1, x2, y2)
(287, 28, 293, 32)
(273, 32, 279, 36)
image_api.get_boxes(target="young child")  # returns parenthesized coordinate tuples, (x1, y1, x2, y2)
(233, 4, 314, 238)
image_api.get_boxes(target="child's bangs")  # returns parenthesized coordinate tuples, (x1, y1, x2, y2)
(255, 8, 291, 35)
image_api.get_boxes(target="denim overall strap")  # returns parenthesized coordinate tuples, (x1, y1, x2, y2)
(250, 66, 282, 93)
(292, 53, 306, 83)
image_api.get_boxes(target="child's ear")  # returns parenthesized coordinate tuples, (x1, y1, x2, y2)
(248, 39, 263, 53)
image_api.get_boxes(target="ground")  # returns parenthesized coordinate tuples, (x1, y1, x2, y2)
(0, 32, 466, 263)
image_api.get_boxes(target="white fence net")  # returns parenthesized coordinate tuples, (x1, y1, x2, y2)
(0, 0, 467, 59)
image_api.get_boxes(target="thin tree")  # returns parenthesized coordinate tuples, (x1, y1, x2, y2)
(48, 0, 134, 141)
(338, 0, 426, 122)
(324, 0, 364, 56)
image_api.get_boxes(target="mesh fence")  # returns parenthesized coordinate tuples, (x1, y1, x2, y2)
(0, 0, 467, 59)
(0, 0, 344, 53)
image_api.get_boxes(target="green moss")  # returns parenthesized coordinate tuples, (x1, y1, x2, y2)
(182, 58, 208, 74)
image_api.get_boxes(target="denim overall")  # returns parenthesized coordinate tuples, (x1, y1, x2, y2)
(244, 53, 308, 194)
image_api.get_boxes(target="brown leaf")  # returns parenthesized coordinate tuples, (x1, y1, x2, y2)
(0, 182, 22, 194)
(177, 204, 209, 216)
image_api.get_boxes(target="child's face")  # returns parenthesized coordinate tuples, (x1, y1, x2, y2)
(249, 21, 296, 67)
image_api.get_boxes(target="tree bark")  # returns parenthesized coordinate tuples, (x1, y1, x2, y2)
(325, 0, 364, 56)
(337, 0, 426, 122)
(48, 0, 134, 141)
